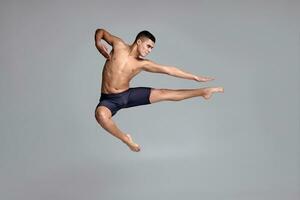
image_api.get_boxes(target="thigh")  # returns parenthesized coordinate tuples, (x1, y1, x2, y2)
(126, 87, 152, 107)
(96, 100, 117, 117)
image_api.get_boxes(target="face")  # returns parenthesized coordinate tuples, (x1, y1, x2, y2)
(137, 38, 155, 57)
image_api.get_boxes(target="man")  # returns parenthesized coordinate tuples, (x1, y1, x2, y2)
(94, 29, 224, 152)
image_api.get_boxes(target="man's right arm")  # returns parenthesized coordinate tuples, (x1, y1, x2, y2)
(94, 29, 122, 59)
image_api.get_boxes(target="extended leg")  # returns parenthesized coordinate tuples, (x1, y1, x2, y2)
(95, 106, 140, 152)
(149, 87, 224, 103)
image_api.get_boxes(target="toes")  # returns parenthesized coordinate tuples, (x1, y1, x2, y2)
(134, 144, 141, 152)
(131, 146, 140, 152)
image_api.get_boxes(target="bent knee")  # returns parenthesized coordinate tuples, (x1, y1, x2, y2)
(95, 106, 112, 123)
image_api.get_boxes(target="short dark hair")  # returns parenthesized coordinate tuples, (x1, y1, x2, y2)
(134, 30, 156, 43)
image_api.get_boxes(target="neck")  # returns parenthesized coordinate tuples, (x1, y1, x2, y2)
(129, 43, 140, 58)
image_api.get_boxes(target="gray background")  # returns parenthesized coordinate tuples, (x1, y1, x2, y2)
(1, 0, 299, 199)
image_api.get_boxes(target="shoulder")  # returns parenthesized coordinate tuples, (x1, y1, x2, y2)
(114, 38, 128, 49)
(136, 58, 151, 69)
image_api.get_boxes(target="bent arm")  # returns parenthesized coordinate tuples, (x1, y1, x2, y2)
(142, 60, 214, 82)
(94, 29, 122, 59)
(94, 28, 121, 46)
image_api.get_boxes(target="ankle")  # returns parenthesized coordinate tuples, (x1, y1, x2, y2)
(121, 134, 129, 143)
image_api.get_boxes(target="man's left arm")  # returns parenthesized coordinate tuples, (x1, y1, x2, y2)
(142, 60, 214, 82)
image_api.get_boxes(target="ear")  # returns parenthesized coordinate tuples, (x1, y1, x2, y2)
(137, 39, 142, 45)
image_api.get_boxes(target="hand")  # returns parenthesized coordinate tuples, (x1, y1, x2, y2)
(98, 42, 111, 60)
(194, 75, 214, 82)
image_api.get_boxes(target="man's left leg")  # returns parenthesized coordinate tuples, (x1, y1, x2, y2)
(149, 87, 224, 104)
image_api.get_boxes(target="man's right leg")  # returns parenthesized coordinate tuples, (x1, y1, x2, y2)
(95, 106, 141, 152)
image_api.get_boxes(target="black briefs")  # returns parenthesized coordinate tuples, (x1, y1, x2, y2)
(96, 87, 152, 116)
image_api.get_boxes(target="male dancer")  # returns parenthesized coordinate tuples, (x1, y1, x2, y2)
(94, 29, 224, 152)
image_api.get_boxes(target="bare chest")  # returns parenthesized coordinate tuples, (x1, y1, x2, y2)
(106, 53, 141, 77)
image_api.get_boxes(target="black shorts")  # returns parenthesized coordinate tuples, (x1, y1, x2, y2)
(96, 87, 152, 116)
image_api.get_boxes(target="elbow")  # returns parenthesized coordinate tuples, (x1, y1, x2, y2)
(165, 67, 175, 76)
(95, 28, 104, 35)
(95, 29, 106, 42)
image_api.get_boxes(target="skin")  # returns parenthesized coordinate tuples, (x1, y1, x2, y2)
(94, 29, 224, 152)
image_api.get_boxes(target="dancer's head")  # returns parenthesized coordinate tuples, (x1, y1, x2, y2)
(134, 30, 155, 57)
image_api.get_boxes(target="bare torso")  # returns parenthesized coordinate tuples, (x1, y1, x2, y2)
(100, 41, 144, 94)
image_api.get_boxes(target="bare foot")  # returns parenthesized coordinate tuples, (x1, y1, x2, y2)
(203, 87, 224, 100)
(123, 134, 141, 152)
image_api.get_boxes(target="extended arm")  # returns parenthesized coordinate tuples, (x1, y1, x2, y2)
(142, 60, 214, 82)
(94, 28, 122, 59)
